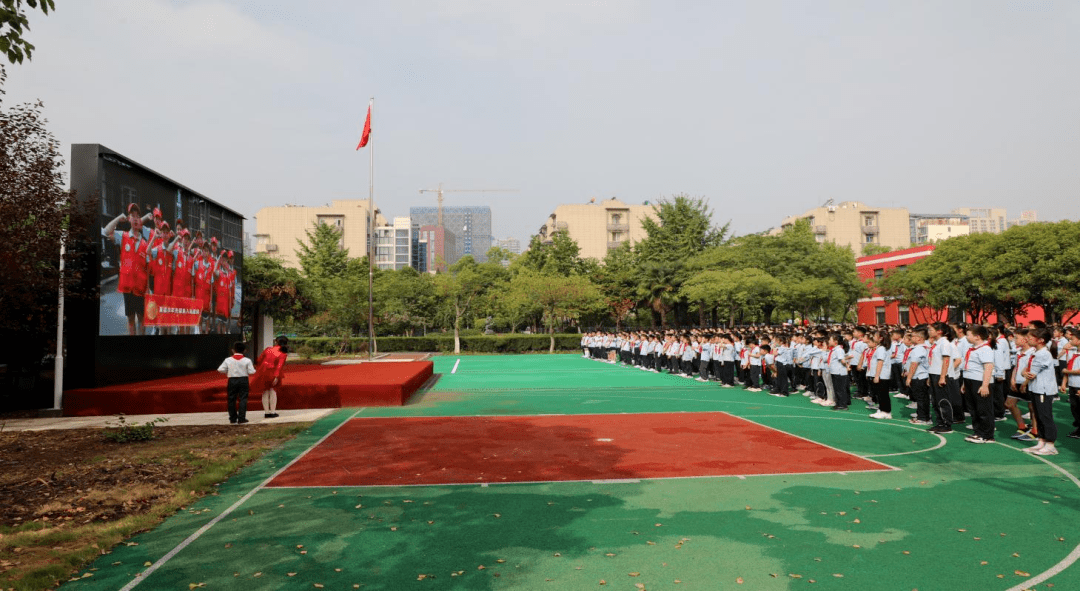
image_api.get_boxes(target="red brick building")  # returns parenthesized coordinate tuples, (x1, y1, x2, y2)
(855, 245, 1048, 326)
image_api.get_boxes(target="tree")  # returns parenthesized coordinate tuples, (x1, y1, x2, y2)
(861, 243, 894, 256)
(515, 231, 587, 276)
(241, 254, 317, 331)
(515, 271, 602, 352)
(636, 260, 683, 328)
(0, 64, 96, 386)
(433, 256, 489, 353)
(1, 0, 53, 64)
(296, 222, 349, 279)
(374, 266, 436, 336)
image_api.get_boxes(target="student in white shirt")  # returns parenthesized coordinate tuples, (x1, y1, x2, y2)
(867, 330, 893, 419)
(960, 325, 997, 443)
(1021, 327, 1060, 455)
(1061, 327, 1080, 440)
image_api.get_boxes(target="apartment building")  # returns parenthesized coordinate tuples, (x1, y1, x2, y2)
(777, 201, 910, 255)
(253, 199, 385, 269)
(536, 197, 657, 261)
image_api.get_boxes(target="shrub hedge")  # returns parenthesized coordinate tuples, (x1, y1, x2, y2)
(290, 334, 584, 356)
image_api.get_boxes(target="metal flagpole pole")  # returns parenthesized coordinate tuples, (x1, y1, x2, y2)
(367, 97, 374, 361)
(53, 233, 65, 410)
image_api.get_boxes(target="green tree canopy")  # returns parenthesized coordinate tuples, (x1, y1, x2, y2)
(1, 0, 53, 64)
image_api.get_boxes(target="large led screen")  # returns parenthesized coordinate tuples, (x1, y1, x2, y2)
(96, 153, 243, 336)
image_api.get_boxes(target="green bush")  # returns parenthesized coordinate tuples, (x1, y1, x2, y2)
(289, 334, 584, 355)
(103, 415, 169, 443)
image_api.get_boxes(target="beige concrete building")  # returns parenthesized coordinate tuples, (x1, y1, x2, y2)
(776, 201, 910, 255)
(253, 200, 387, 269)
(536, 197, 658, 261)
(952, 207, 1008, 234)
(909, 213, 970, 245)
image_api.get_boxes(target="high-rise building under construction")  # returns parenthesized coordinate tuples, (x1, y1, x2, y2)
(409, 206, 492, 264)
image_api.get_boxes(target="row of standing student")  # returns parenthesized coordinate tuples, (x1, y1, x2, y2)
(580, 324, 1080, 457)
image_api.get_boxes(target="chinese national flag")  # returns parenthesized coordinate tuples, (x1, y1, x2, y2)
(356, 103, 372, 149)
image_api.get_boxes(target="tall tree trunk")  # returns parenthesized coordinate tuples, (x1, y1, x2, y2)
(453, 302, 462, 354)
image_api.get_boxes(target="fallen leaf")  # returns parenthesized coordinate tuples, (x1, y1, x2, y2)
(297, 545, 304, 549)
(903, 551, 910, 555)
(144, 562, 152, 567)
(629, 572, 641, 577)
(790, 573, 802, 578)
(736, 576, 744, 583)
(647, 541, 656, 545)
(852, 545, 861, 549)
(980, 561, 988, 566)
(674, 580, 682, 584)
(314, 585, 325, 589)
(253, 572, 262, 578)
(635, 585, 645, 590)
(606, 553, 616, 557)
(745, 506, 752, 510)
(1015, 570, 1030, 577)
(958, 529, 967, 532)
(599, 580, 606, 586)
(335, 568, 342, 572)
(853, 519, 861, 524)
(478, 565, 486, 570)
(554, 553, 561, 557)
(833, 573, 844, 578)
(288, 573, 297, 577)
(1012, 553, 1020, 557)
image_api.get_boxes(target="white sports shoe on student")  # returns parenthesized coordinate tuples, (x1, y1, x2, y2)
(1033, 446, 1059, 456)
(1022, 443, 1046, 453)
(820, 400, 836, 407)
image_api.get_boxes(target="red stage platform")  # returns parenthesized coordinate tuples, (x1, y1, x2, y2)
(61, 362, 433, 417)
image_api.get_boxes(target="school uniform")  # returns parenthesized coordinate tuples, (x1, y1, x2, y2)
(1012, 348, 1034, 403)
(928, 337, 954, 428)
(1027, 348, 1059, 443)
(218, 353, 256, 423)
(773, 345, 793, 395)
(829, 345, 850, 409)
(718, 343, 736, 385)
(890, 340, 905, 394)
(680, 343, 696, 376)
(747, 346, 763, 389)
(906, 344, 931, 422)
(699, 341, 713, 380)
(850, 339, 869, 400)
(1065, 350, 1080, 436)
(961, 342, 996, 441)
(869, 345, 892, 414)
(992, 341, 1010, 419)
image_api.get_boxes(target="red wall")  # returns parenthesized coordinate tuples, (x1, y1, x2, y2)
(855, 245, 1051, 326)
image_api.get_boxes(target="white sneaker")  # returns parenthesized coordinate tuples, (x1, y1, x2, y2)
(877, 412, 892, 420)
(1022, 413, 1031, 420)
(869, 411, 884, 419)
(821, 400, 836, 407)
(894, 393, 910, 400)
(1033, 446, 1059, 456)
(965, 424, 974, 430)
(906, 402, 918, 409)
(1023, 443, 1046, 453)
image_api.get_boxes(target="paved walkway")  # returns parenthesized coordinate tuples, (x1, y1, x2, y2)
(0, 408, 336, 432)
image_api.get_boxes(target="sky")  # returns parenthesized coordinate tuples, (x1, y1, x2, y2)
(4, 0, 1078, 247)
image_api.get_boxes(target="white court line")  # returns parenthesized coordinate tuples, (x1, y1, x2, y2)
(728, 413, 900, 471)
(117, 408, 366, 591)
(264, 467, 895, 490)
(1002, 447, 1080, 591)
(451, 358, 461, 374)
(737, 414, 949, 458)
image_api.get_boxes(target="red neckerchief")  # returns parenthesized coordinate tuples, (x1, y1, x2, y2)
(902, 346, 912, 364)
(964, 343, 988, 368)
(232, 354, 244, 360)
(1026, 351, 1035, 373)
(1069, 351, 1078, 371)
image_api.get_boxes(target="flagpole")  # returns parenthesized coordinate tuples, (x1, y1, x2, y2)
(367, 98, 375, 362)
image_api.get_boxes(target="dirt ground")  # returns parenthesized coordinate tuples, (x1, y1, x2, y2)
(0, 421, 307, 589)
(0, 423, 295, 529)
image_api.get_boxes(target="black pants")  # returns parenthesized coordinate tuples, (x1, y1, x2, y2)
(891, 364, 903, 392)
(854, 368, 868, 399)
(991, 379, 1006, 419)
(929, 375, 950, 427)
(831, 373, 850, 408)
(963, 378, 995, 440)
(871, 378, 891, 413)
(1030, 392, 1058, 443)
(1070, 387, 1080, 430)
(947, 377, 965, 421)
(699, 359, 712, 380)
(227, 376, 249, 422)
(774, 362, 789, 394)
(910, 378, 930, 421)
(720, 361, 735, 385)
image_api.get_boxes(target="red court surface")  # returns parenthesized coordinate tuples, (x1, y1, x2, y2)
(268, 412, 894, 488)
(62, 361, 433, 416)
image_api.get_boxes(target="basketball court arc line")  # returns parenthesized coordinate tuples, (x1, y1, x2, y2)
(117, 408, 366, 591)
(261, 467, 898, 490)
(451, 359, 460, 374)
(738, 414, 949, 458)
(1001, 446, 1080, 591)
(725, 413, 900, 471)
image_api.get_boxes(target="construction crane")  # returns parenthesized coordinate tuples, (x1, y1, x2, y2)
(418, 183, 518, 229)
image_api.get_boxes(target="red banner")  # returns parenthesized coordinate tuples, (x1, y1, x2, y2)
(144, 294, 202, 327)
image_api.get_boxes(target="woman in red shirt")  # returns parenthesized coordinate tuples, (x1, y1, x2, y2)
(252, 336, 289, 418)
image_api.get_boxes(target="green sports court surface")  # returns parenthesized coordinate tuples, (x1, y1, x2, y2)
(62, 355, 1080, 590)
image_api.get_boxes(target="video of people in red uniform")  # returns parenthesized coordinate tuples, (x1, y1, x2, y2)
(97, 155, 242, 336)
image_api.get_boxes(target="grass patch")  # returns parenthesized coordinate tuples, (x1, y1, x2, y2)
(0, 423, 310, 591)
